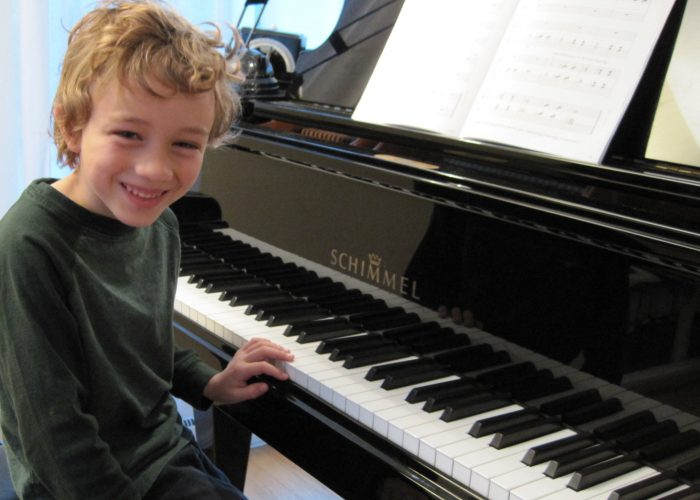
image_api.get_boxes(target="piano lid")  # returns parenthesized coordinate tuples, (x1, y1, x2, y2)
(240, 0, 699, 174)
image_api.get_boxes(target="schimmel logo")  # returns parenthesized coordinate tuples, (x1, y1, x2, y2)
(329, 249, 420, 300)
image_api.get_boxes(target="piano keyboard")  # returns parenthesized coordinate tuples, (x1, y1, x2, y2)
(173, 222, 700, 500)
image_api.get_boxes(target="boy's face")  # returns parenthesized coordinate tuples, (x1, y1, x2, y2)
(56, 77, 215, 227)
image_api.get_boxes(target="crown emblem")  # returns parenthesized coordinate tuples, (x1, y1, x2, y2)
(368, 253, 381, 267)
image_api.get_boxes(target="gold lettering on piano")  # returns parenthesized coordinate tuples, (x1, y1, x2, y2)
(330, 249, 420, 300)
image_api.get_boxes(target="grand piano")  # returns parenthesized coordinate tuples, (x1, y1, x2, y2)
(171, 1, 700, 498)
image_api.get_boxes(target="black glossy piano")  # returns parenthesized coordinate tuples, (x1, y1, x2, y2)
(171, 1, 700, 498)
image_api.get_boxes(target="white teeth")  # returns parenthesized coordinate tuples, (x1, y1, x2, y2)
(124, 184, 163, 199)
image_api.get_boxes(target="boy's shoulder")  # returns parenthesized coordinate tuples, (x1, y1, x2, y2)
(0, 180, 67, 253)
(0, 180, 61, 240)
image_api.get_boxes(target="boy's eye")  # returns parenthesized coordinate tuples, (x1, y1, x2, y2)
(175, 141, 201, 151)
(115, 131, 140, 140)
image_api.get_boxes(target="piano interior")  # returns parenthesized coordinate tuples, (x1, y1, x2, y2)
(172, 1, 700, 498)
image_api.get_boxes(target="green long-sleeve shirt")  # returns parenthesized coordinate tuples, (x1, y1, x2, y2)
(0, 179, 218, 499)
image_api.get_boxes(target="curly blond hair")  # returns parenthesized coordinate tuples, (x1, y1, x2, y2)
(53, 0, 242, 168)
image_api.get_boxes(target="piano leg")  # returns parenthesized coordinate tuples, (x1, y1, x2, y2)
(212, 408, 252, 491)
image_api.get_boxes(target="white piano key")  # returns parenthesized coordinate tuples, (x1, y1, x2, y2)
(510, 474, 576, 500)
(536, 465, 658, 500)
(468, 429, 575, 498)
(403, 405, 510, 460)
(461, 428, 573, 496)
(649, 484, 693, 499)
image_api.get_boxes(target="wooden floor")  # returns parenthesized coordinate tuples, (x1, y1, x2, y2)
(244, 444, 341, 499)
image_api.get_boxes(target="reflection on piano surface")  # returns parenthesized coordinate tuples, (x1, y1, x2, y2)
(172, 1, 700, 498)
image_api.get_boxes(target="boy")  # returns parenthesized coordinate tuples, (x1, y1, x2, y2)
(0, 1, 294, 498)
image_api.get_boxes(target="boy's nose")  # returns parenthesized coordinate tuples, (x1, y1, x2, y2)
(134, 150, 174, 182)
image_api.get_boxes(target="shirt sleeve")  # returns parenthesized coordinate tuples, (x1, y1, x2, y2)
(0, 240, 140, 500)
(171, 345, 219, 410)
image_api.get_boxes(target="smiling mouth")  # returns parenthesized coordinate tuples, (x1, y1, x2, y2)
(122, 183, 167, 200)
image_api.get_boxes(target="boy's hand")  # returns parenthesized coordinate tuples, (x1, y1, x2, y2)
(202, 338, 295, 405)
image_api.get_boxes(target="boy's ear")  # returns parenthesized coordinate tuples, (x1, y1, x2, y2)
(53, 105, 82, 154)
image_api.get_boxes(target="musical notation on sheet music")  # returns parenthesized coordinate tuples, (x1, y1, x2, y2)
(484, 92, 601, 136)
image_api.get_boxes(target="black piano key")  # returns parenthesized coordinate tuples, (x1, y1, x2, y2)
(440, 395, 511, 422)
(365, 358, 437, 381)
(318, 292, 373, 306)
(522, 434, 596, 466)
(469, 409, 540, 438)
(239, 258, 289, 274)
(284, 277, 335, 295)
(284, 317, 355, 337)
(297, 327, 364, 344)
(423, 386, 490, 413)
(490, 418, 562, 449)
(342, 346, 412, 368)
(593, 410, 658, 441)
(649, 486, 700, 499)
(186, 267, 240, 283)
(180, 254, 220, 265)
(217, 281, 273, 298)
(475, 362, 537, 386)
(206, 278, 268, 294)
(381, 368, 452, 390)
(493, 369, 553, 392)
(195, 269, 250, 282)
(428, 343, 510, 372)
(330, 338, 399, 361)
(538, 388, 601, 416)
(410, 334, 472, 354)
(179, 261, 224, 275)
(512, 376, 573, 402)
(637, 430, 700, 462)
(382, 321, 444, 341)
(616, 420, 679, 452)
(349, 307, 405, 324)
(227, 290, 291, 306)
(544, 444, 619, 478)
(405, 377, 476, 404)
(245, 299, 299, 316)
(568, 440, 700, 491)
(657, 445, 700, 473)
(214, 251, 264, 263)
(314, 289, 363, 306)
(316, 333, 382, 354)
(363, 313, 421, 331)
(221, 251, 272, 263)
(274, 272, 324, 289)
(332, 299, 388, 316)
(266, 309, 331, 327)
(207, 245, 257, 257)
(609, 472, 681, 500)
(255, 302, 320, 321)
(561, 397, 623, 426)
(221, 253, 275, 268)
(678, 456, 700, 481)
(330, 341, 397, 362)
(430, 343, 491, 364)
(197, 272, 251, 288)
(568, 455, 641, 491)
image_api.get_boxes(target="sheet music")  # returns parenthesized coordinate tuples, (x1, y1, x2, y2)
(352, 0, 519, 136)
(461, 0, 675, 163)
(352, 0, 676, 164)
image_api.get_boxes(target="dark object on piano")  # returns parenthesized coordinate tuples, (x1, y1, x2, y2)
(294, 0, 404, 108)
(172, 1, 700, 498)
(237, 47, 285, 99)
(233, 0, 286, 100)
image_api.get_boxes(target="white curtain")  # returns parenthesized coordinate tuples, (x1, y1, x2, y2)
(0, 0, 341, 218)
(0, 0, 52, 218)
